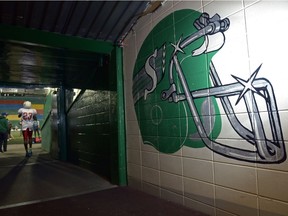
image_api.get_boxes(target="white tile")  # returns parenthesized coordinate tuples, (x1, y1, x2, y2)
(184, 197, 215, 216)
(125, 102, 138, 121)
(127, 176, 142, 190)
(243, 0, 260, 8)
(184, 178, 215, 206)
(127, 149, 141, 165)
(213, 139, 257, 167)
(245, 1, 288, 112)
(142, 182, 161, 198)
(142, 166, 160, 186)
(258, 169, 288, 202)
(279, 111, 288, 143)
(134, 12, 152, 37)
(214, 163, 257, 194)
(183, 158, 214, 183)
(211, 10, 250, 90)
(123, 75, 135, 96)
(152, 1, 174, 26)
(160, 153, 183, 175)
(202, 1, 215, 7)
(277, 97, 288, 122)
(215, 113, 256, 140)
(216, 209, 237, 216)
(142, 151, 159, 169)
(160, 171, 183, 195)
(123, 31, 136, 50)
(135, 17, 153, 55)
(215, 186, 258, 216)
(257, 159, 288, 173)
(161, 188, 184, 205)
(182, 145, 213, 160)
(122, 31, 138, 130)
(169, 148, 183, 157)
(125, 74, 137, 119)
(250, 111, 287, 165)
(123, 34, 137, 73)
(141, 141, 159, 153)
(172, 0, 203, 12)
(126, 134, 141, 150)
(203, 0, 243, 18)
(259, 197, 288, 216)
(127, 163, 142, 180)
(256, 125, 288, 172)
(126, 120, 140, 135)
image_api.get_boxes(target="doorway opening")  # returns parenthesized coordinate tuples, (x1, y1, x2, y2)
(0, 86, 119, 184)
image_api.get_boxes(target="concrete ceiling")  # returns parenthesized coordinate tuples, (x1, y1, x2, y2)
(0, 1, 150, 44)
(0, 1, 163, 93)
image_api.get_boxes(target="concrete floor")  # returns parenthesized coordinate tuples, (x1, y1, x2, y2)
(0, 144, 208, 216)
(0, 143, 116, 209)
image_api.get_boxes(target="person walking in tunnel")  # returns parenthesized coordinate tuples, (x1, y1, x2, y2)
(0, 112, 9, 153)
(18, 101, 37, 157)
(7, 120, 13, 140)
(33, 119, 41, 143)
(3, 120, 14, 152)
(3, 113, 12, 151)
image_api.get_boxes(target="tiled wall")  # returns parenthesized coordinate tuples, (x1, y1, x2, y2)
(67, 90, 118, 181)
(123, 1, 288, 216)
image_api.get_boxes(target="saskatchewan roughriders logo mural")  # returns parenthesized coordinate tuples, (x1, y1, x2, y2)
(132, 10, 286, 163)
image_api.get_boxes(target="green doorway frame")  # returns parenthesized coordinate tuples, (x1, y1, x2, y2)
(0, 24, 128, 185)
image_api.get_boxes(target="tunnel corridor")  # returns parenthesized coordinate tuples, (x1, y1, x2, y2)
(0, 144, 207, 216)
(0, 143, 115, 209)
(0, 86, 120, 182)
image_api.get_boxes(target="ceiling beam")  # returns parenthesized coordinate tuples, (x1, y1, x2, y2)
(0, 23, 114, 54)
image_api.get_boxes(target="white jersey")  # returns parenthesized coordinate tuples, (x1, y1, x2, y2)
(18, 108, 37, 131)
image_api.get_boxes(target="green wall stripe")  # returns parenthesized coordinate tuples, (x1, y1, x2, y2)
(116, 46, 127, 186)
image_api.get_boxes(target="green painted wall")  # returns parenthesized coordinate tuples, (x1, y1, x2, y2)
(41, 91, 53, 152)
(67, 90, 118, 182)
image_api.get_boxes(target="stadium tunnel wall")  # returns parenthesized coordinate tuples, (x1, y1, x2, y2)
(0, 87, 119, 184)
(41, 91, 55, 154)
(66, 89, 118, 183)
(123, 1, 288, 216)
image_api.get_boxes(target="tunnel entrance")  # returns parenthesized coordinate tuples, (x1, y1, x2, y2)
(0, 39, 119, 184)
(0, 85, 119, 184)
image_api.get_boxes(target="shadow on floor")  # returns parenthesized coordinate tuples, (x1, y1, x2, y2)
(0, 144, 208, 216)
(0, 144, 115, 209)
(0, 186, 209, 216)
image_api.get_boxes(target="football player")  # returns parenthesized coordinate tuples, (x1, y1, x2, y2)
(18, 101, 37, 157)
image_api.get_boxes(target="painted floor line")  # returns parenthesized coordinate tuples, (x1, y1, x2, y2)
(0, 185, 117, 210)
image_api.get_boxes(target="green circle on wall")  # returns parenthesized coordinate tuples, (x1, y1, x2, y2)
(132, 9, 222, 154)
